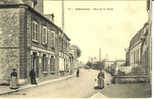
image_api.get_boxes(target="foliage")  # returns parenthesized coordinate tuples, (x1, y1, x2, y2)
(71, 45, 81, 58)
(85, 61, 105, 70)
(86, 61, 93, 67)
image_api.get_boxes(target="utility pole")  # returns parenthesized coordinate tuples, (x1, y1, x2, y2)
(99, 48, 102, 70)
(99, 48, 101, 62)
(62, 0, 64, 31)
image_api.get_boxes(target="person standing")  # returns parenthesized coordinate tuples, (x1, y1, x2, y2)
(29, 69, 37, 85)
(10, 69, 18, 89)
(97, 69, 105, 89)
(76, 68, 80, 77)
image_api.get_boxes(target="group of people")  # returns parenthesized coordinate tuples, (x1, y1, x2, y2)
(10, 68, 105, 90)
(10, 69, 37, 89)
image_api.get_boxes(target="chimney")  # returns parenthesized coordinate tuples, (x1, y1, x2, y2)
(51, 13, 55, 22)
(45, 13, 55, 23)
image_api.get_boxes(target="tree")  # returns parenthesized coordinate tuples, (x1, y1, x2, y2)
(94, 61, 105, 70)
(85, 61, 93, 69)
(70, 45, 81, 58)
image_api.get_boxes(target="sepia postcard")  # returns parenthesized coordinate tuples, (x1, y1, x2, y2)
(0, 0, 152, 98)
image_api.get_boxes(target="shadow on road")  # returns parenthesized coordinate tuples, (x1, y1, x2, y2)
(94, 86, 104, 90)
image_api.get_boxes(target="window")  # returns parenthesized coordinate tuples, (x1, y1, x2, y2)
(32, 21, 39, 42)
(50, 56, 55, 72)
(42, 26, 48, 44)
(55, 34, 58, 49)
(42, 54, 47, 72)
(51, 31, 55, 48)
(66, 41, 68, 49)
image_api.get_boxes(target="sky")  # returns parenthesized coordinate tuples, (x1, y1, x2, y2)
(44, 0, 148, 63)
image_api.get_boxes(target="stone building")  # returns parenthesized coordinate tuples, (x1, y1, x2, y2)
(129, 28, 143, 66)
(143, 0, 152, 83)
(0, 0, 72, 85)
(125, 48, 130, 66)
(128, 23, 150, 73)
(58, 31, 72, 73)
(127, 23, 151, 75)
(126, 0, 152, 76)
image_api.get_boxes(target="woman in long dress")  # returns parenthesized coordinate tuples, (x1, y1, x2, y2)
(97, 69, 105, 89)
(10, 69, 18, 89)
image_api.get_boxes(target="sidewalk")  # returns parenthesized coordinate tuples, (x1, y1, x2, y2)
(0, 74, 75, 95)
(101, 83, 151, 98)
(89, 82, 151, 98)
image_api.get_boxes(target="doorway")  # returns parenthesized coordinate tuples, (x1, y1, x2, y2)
(32, 52, 39, 77)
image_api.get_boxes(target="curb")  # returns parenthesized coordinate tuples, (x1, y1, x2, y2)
(0, 74, 74, 95)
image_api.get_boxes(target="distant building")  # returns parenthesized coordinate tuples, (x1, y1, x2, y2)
(115, 60, 125, 66)
(69, 45, 80, 69)
(104, 61, 115, 70)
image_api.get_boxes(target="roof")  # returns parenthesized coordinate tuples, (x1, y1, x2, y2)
(64, 33, 71, 41)
(0, 3, 71, 41)
(129, 29, 142, 48)
(104, 61, 115, 62)
(129, 22, 148, 49)
(115, 60, 125, 62)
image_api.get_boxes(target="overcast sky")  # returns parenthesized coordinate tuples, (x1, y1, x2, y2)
(44, 0, 148, 63)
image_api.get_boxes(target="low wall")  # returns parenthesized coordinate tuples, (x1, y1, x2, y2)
(112, 75, 150, 84)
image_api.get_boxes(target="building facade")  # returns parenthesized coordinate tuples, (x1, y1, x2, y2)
(104, 61, 115, 70)
(0, 0, 72, 85)
(143, 0, 152, 83)
(126, 0, 152, 75)
(58, 31, 72, 73)
(129, 28, 143, 66)
(114, 60, 125, 66)
(128, 23, 150, 73)
(125, 49, 130, 66)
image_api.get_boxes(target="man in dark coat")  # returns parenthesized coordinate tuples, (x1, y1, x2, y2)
(29, 69, 37, 85)
(76, 68, 80, 77)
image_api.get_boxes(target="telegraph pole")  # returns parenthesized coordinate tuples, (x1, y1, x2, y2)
(99, 48, 101, 62)
(62, 0, 64, 31)
(99, 48, 102, 70)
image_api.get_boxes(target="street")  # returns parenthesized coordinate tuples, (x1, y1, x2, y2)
(0, 69, 109, 98)
(0, 68, 151, 98)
